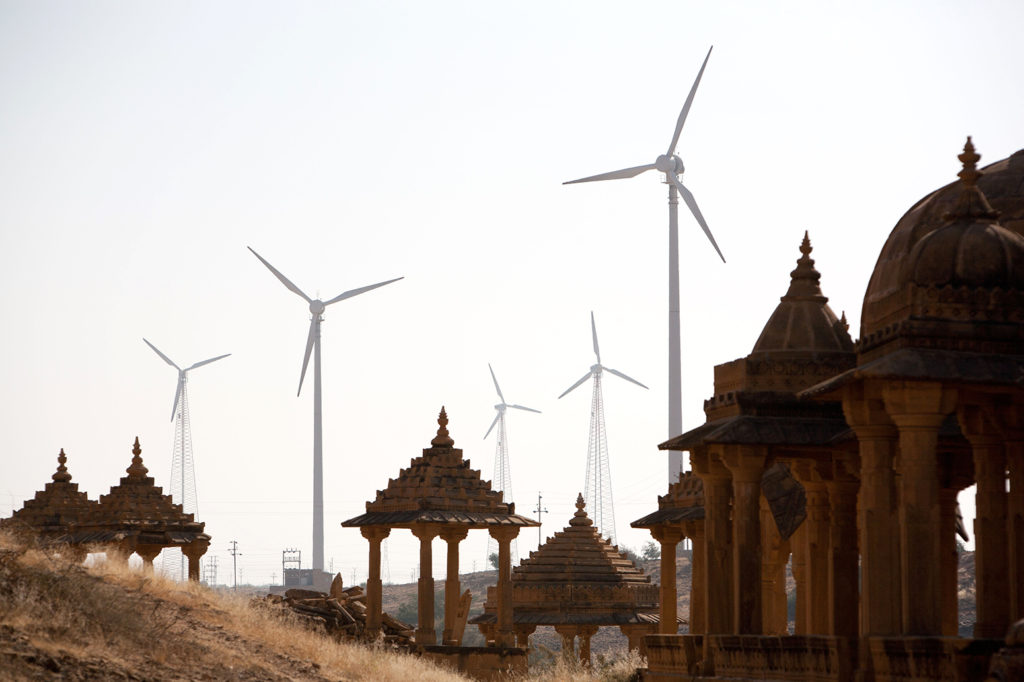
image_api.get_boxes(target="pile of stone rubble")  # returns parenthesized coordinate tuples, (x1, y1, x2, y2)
(255, 576, 414, 646)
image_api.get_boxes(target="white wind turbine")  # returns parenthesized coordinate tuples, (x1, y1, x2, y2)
(558, 312, 647, 545)
(143, 338, 230, 580)
(484, 363, 539, 564)
(248, 246, 402, 572)
(565, 46, 724, 484)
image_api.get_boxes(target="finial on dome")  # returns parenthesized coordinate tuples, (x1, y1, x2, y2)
(569, 493, 594, 526)
(52, 448, 72, 483)
(839, 311, 849, 332)
(945, 137, 1000, 221)
(431, 407, 455, 447)
(782, 231, 825, 301)
(126, 436, 149, 478)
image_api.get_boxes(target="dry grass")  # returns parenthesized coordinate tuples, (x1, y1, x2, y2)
(0, 531, 643, 681)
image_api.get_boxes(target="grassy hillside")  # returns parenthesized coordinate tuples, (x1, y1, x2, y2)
(0, 531, 641, 681)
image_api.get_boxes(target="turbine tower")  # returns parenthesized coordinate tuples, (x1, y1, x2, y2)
(558, 312, 647, 545)
(143, 338, 230, 580)
(564, 46, 724, 484)
(484, 363, 539, 564)
(248, 246, 402, 572)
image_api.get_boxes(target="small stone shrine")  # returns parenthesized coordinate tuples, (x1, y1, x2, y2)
(342, 407, 538, 647)
(472, 494, 665, 664)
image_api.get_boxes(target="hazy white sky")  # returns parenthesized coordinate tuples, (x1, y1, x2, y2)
(2, 1, 1021, 585)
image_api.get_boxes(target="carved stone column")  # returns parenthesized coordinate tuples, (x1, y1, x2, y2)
(135, 545, 161, 573)
(412, 525, 438, 645)
(554, 625, 576, 663)
(514, 625, 536, 649)
(620, 624, 655, 654)
(938, 485, 960, 636)
(996, 400, 1024, 623)
(361, 526, 391, 637)
(182, 538, 209, 582)
(439, 527, 468, 645)
(722, 446, 767, 634)
(489, 526, 519, 646)
(794, 462, 830, 635)
(826, 456, 859, 638)
(651, 524, 683, 634)
(960, 403, 1010, 638)
(791, 520, 808, 634)
(686, 518, 707, 634)
(760, 496, 788, 635)
(694, 448, 733, 635)
(845, 385, 901, 636)
(578, 625, 599, 666)
(885, 381, 954, 636)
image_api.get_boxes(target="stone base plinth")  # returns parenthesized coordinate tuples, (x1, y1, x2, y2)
(643, 634, 705, 679)
(417, 645, 526, 681)
(706, 635, 856, 682)
(865, 636, 1001, 682)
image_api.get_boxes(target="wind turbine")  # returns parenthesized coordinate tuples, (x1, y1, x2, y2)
(558, 312, 647, 545)
(484, 363, 539, 564)
(248, 246, 402, 572)
(143, 338, 230, 580)
(564, 46, 724, 484)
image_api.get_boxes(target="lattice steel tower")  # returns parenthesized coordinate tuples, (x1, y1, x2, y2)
(484, 364, 539, 566)
(143, 338, 229, 580)
(558, 312, 647, 545)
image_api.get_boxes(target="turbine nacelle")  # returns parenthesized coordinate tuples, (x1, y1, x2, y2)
(655, 154, 684, 175)
(309, 300, 326, 315)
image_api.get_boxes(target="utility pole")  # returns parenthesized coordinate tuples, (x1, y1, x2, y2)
(228, 540, 242, 590)
(533, 491, 549, 549)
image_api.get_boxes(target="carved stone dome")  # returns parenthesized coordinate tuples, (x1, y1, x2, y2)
(858, 139, 1024, 360)
(862, 143, 1024, 338)
(751, 232, 854, 355)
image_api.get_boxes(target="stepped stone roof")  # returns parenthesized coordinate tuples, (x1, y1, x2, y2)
(68, 437, 208, 547)
(342, 408, 539, 529)
(1, 449, 99, 537)
(472, 495, 663, 626)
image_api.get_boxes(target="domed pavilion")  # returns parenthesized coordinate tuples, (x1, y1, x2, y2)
(642, 139, 1024, 681)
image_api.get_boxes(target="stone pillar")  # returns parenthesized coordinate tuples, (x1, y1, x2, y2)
(361, 526, 390, 637)
(845, 387, 901, 636)
(651, 524, 683, 634)
(514, 625, 536, 649)
(412, 525, 438, 645)
(791, 520, 808, 634)
(795, 463, 830, 635)
(554, 625, 576, 663)
(578, 625, 598, 665)
(687, 518, 707, 634)
(135, 545, 161, 573)
(885, 381, 953, 636)
(439, 528, 468, 645)
(826, 458, 859, 638)
(960, 404, 1010, 638)
(722, 446, 766, 634)
(694, 449, 733, 635)
(620, 624, 655, 654)
(489, 526, 519, 647)
(1009, 439, 1024, 624)
(938, 486, 960, 636)
(182, 539, 209, 582)
(760, 496, 789, 635)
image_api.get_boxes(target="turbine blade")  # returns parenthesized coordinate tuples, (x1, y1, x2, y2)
(143, 338, 180, 370)
(297, 317, 317, 396)
(323, 276, 404, 306)
(507, 404, 541, 414)
(488, 363, 505, 402)
(563, 163, 655, 185)
(590, 311, 601, 363)
(484, 412, 501, 440)
(187, 353, 231, 371)
(671, 175, 726, 263)
(247, 246, 312, 303)
(604, 366, 649, 390)
(558, 370, 594, 399)
(171, 375, 183, 422)
(667, 45, 713, 156)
